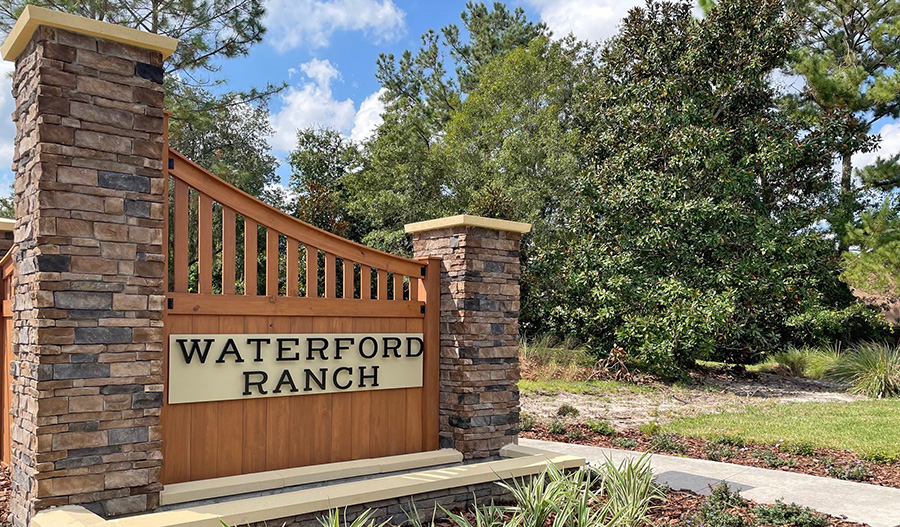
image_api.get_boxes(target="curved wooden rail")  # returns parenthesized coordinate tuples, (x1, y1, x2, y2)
(167, 148, 425, 304)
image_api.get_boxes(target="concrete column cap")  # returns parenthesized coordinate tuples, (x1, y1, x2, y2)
(404, 214, 531, 234)
(1, 5, 178, 62)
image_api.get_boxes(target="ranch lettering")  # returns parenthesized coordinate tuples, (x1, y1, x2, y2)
(167, 333, 425, 404)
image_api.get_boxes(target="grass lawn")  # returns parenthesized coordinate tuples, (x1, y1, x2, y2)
(666, 399, 900, 457)
(518, 378, 657, 396)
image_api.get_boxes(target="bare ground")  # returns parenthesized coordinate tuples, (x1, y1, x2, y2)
(521, 370, 862, 428)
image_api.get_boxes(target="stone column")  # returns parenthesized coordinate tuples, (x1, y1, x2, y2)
(406, 215, 531, 459)
(2, 6, 176, 524)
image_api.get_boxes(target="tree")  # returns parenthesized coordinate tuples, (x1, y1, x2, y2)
(783, 0, 900, 247)
(344, 2, 548, 253)
(288, 127, 361, 237)
(525, 0, 871, 375)
(842, 197, 900, 298)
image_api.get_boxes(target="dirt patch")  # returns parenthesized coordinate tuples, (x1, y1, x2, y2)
(521, 370, 861, 429)
(523, 423, 900, 489)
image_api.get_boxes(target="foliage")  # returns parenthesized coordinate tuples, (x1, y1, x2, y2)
(611, 437, 637, 449)
(785, 302, 894, 348)
(666, 399, 900, 457)
(597, 455, 664, 527)
(343, 3, 588, 254)
(752, 343, 842, 378)
(780, 440, 815, 457)
(519, 335, 599, 382)
(782, 0, 900, 247)
(547, 419, 566, 435)
(586, 418, 616, 436)
(705, 482, 747, 511)
(861, 449, 898, 464)
(519, 412, 535, 432)
(556, 404, 580, 417)
(0, 192, 12, 220)
(841, 197, 900, 299)
(695, 483, 749, 527)
(318, 508, 388, 527)
(824, 458, 868, 480)
(524, 0, 853, 375)
(761, 348, 811, 377)
(755, 500, 829, 527)
(648, 433, 686, 454)
(288, 128, 362, 237)
(566, 427, 584, 441)
(828, 341, 900, 398)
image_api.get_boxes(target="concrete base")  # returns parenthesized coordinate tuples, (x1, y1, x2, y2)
(33, 447, 584, 527)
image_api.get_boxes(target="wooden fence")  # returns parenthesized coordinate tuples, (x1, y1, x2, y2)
(0, 250, 12, 467)
(161, 142, 441, 484)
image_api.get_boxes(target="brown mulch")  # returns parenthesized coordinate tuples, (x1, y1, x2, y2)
(649, 489, 867, 527)
(523, 423, 900, 489)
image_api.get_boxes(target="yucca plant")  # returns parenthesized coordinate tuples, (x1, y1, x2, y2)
(441, 499, 506, 527)
(598, 454, 664, 527)
(318, 509, 389, 527)
(829, 341, 900, 398)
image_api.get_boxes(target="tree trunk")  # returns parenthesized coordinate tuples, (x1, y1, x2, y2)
(838, 152, 853, 253)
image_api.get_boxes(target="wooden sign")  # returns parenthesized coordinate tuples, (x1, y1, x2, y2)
(168, 333, 424, 404)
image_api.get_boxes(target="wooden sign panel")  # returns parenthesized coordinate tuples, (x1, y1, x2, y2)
(168, 333, 424, 404)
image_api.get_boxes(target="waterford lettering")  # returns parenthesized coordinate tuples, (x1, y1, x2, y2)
(167, 333, 424, 404)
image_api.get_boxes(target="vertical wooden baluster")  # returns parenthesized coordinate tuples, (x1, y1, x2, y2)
(198, 194, 213, 294)
(393, 274, 403, 301)
(244, 218, 257, 296)
(377, 269, 388, 300)
(286, 238, 299, 297)
(360, 265, 371, 300)
(409, 277, 418, 302)
(306, 245, 318, 298)
(324, 254, 336, 298)
(173, 179, 188, 293)
(343, 260, 354, 299)
(266, 229, 279, 297)
(222, 207, 236, 295)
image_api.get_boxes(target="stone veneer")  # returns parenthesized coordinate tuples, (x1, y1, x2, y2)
(410, 222, 526, 459)
(9, 24, 166, 524)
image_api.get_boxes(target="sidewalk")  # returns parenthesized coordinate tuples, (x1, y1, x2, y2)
(521, 438, 900, 527)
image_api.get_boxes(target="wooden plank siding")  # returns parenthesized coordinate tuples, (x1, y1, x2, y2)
(160, 148, 439, 484)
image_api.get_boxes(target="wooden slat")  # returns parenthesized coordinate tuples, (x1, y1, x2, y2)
(266, 229, 279, 297)
(377, 269, 387, 300)
(310, 319, 333, 465)
(161, 314, 192, 484)
(409, 277, 419, 302)
(242, 316, 268, 473)
(343, 260, 354, 299)
(170, 150, 423, 277)
(324, 253, 336, 298)
(166, 294, 424, 317)
(286, 238, 299, 297)
(222, 207, 236, 295)
(393, 274, 403, 301)
(190, 315, 219, 481)
(288, 317, 314, 468)
(420, 257, 441, 450)
(244, 218, 257, 296)
(266, 316, 291, 470)
(306, 245, 318, 298)
(360, 265, 371, 300)
(173, 179, 189, 293)
(216, 315, 244, 477)
(198, 194, 213, 294)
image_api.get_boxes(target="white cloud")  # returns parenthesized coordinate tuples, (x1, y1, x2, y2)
(270, 60, 387, 150)
(0, 61, 15, 192)
(526, 0, 642, 43)
(853, 122, 900, 169)
(350, 88, 386, 143)
(265, 0, 406, 51)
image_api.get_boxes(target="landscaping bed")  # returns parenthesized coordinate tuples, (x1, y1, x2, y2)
(522, 423, 900, 488)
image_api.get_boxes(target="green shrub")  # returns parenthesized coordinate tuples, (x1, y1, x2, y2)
(548, 419, 566, 435)
(637, 422, 661, 437)
(597, 454, 665, 527)
(557, 403, 580, 417)
(566, 427, 584, 441)
(828, 341, 900, 398)
(612, 437, 637, 449)
(780, 441, 815, 457)
(649, 433, 686, 454)
(519, 412, 536, 432)
(825, 459, 868, 481)
(695, 482, 749, 527)
(705, 482, 747, 510)
(786, 303, 894, 348)
(755, 501, 829, 527)
(762, 455, 794, 468)
(586, 418, 616, 436)
(764, 348, 810, 377)
(862, 449, 898, 464)
(709, 435, 745, 448)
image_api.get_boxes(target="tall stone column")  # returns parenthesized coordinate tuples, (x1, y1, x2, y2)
(406, 215, 531, 459)
(1, 7, 176, 524)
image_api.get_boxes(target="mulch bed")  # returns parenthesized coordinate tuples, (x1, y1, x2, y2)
(648, 489, 867, 527)
(523, 423, 900, 488)
(0, 464, 8, 525)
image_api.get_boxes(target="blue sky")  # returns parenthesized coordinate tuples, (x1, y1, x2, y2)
(0, 0, 897, 191)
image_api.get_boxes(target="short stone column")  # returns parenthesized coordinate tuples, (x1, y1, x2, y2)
(2, 7, 176, 524)
(406, 215, 531, 459)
